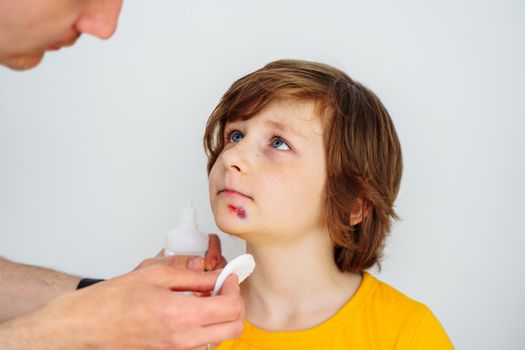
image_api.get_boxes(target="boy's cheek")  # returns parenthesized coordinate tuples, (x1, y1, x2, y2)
(208, 168, 221, 195)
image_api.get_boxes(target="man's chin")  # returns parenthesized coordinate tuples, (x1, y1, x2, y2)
(2, 53, 45, 71)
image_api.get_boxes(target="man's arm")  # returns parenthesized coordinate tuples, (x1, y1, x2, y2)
(0, 265, 243, 350)
(0, 233, 238, 349)
(0, 233, 226, 322)
(0, 257, 80, 322)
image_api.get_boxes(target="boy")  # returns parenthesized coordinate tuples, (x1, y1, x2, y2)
(204, 59, 454, 349)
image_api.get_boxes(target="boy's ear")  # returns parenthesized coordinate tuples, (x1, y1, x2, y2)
(350, 198, 371, 226)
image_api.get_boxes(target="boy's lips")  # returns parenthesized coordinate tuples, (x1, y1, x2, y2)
(219, 188, 253, 200)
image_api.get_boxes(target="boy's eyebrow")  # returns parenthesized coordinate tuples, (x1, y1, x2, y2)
(225, 119, 308, 140)
(264, 120, 307, 140)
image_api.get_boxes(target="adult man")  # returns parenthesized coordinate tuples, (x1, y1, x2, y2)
(0, 0, 244, 349)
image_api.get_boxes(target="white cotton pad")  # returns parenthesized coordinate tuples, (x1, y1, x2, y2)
(212, 254, 256, 296)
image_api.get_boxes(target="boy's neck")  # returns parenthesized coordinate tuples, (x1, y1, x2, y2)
(241, 230, 362, 332)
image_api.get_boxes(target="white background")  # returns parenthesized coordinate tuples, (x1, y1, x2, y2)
(1, 1, 524, 348)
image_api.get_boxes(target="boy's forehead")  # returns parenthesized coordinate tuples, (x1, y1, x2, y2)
(225, 98, 324, 138)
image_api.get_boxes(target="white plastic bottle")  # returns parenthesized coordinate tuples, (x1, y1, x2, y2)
(164, 201, 208, 257)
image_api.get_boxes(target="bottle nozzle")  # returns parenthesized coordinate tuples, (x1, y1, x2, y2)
(164, 200, 208, 256)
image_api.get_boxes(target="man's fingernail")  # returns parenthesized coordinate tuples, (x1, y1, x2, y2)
(188, 257, 203, 271)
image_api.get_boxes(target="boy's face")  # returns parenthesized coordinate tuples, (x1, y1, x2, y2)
(209, 98, 328, 244)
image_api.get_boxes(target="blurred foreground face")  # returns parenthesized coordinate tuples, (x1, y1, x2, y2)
(0, 0, 123, 70)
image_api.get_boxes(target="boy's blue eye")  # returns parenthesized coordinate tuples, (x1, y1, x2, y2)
(271, 137, 290, 150)
(229, 131, 244, 143)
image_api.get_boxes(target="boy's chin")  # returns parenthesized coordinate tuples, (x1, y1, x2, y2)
(216, 224, 248, 239)
(215, 220, 251, 240)
(221, 230, 248, 240)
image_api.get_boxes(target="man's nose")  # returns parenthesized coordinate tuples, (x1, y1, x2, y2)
(74, 0, 124, 40)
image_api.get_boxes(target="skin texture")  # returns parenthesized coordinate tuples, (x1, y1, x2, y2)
(209, 98, 328, 245)
(0, 258, 81, 323)
(209, 98, 362, 332)
(0, 234, 243, 349)
(0, 0, 123, 70)
(0, 234, 226, 322)
(0, 266, 243, 350)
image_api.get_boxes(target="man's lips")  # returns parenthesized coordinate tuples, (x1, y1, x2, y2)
(48, 34, 81, 51)
(219, 188, 252, 200)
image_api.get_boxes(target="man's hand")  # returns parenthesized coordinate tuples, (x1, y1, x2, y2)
(0, 234, 244, 349)
(0, 264, 244, 350)
(0, 233, 228, 323)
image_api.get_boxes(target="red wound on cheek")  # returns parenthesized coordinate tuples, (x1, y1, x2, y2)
(228, 204, 247, 219)
(236, 207, 246, 218)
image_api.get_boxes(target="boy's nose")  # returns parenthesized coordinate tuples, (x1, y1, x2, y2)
(74, 0, 124, 40)
(220, 141, 253, 174)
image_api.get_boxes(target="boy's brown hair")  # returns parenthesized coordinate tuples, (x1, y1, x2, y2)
(204, 59, 402, 272)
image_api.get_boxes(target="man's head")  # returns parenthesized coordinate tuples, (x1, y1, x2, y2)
(0, 0, 123, 70)
(205, 59, 403, 272)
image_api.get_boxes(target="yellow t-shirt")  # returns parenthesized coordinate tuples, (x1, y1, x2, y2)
(214, 272, 454, 349)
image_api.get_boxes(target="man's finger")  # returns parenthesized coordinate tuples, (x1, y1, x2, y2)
(205, 234, 222, 270)
(183, 278, 242, 327)
(187, 256, 205, 271)
(172, 295, 242, 331)
(143, 265, 220, 292)
(137, 255, 204, 271)
(218, 274, 240, 296)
